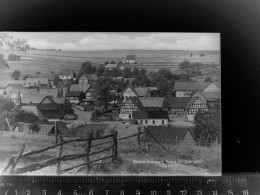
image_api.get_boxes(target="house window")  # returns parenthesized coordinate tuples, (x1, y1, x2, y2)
(140, 120, 143, 124)
(153, 120, 155, 124)
(162, 120, 164, 124)
(145, 120, 147, 124)
(129, 114, 131, 118)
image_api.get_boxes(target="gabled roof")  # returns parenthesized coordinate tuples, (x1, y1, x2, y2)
(191, 90, 207, 104)
(106, 64, 118, 69)
(174, 82, 211, 91)
(25, 78, 49, 85)
(135, 87, 149, 97)
(80, 74, 98, 81)
(133, 111, 168, 119)
(126, 55, 136, 60)
(145, 126, 192, 143)
(123, 85, 138, 96)
(6, 83, 25, 89)
(60, 69, 74, 77)
(163, 97, 191, 108)
(185, 96, 207, 109)
(65, 91, 84, 97)
(0, 80, 25, 88)
(70, 84, 91, 93)
(53, 97, 71, 104)
(202, 91, 220, 101)
(139, 97, 164, 108)
(48, 121, 69, 135)
(21, 94, 52, 104)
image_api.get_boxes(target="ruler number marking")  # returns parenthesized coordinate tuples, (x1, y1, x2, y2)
(243, 190, 249, 195)
(89, 190, 94, 195)
(227, 190, 233, 195)
(27, 190, 31, 195)
(105, 190, 109, 195)
(180, 190, 187, 195)
(42, 190, 47, 195)
(136, 190, 141, 195)
(73, 190, 77, 195)
(167, 190, 171, 195)
(120, 190, 124, 195)
(58, 190, 62, 195)
(197, 190, 203, 195)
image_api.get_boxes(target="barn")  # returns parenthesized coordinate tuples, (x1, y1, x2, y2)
(145, 126, 196, 147)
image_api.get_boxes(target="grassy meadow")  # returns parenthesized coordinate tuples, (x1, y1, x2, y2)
(0, 49, 220, 80)
(0, 131, 221, 175)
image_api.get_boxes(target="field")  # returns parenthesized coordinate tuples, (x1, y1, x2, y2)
(0, 131, 221, 175)
(0, 49, 220, 80)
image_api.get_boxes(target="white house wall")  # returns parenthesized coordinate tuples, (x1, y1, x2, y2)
(137, 119, 168, 126)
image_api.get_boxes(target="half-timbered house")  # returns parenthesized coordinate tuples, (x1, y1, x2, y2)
(186, 97, 208, 121)
(119, 96, 144, 120)
(174, 82, 220, 97)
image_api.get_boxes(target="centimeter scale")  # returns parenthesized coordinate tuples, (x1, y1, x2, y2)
(0, 174, 259, 195)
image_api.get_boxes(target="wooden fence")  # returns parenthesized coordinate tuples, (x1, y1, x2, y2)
(1, 129, 145, 175)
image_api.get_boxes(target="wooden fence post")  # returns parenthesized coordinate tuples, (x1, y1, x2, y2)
(56, 136, 63, 175)
(9, 143, 25, 174)
(137, 127, 141, 150)
(113, 131, 118, 161)
(55, 121, 58, 143)
(110, 130, 115, 162)
(85, 132, 92, 173)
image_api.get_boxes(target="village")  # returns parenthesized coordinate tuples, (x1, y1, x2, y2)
(0, 33, 221, 175)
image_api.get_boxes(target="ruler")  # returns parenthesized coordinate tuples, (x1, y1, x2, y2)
(0, 174, 259, 195)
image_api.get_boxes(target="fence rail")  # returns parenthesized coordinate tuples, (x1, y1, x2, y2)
(2, 131, 120, 175)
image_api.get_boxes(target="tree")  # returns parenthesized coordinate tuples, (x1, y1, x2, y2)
(132, 67, 140, 76)
(132, 76, 151, 87)
(53, 74, 63, 86)
(0, 54, 9, 69)
(97, 65, 105, 77)
(11, 70, 20, 80)
(110, 60, 116, 64)
(204, 77, 212, 82)
(123, 67, 132, 78)
(156, 78, 169, 96)
(193, 110, 220, 146)
(8, 53, 21, 61)
(179, 60, 191, 70)
(79, 61, 97, 75)
(104, 61, 109, 65)
(0, 96, 15, 113)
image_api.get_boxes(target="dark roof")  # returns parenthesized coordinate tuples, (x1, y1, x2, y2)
(65, 91, 84, 97)
(127, 55, 136, 60)
(135, 87, 149, 97)
(174, 82, 211, 91)
(139, 97, 164, 107)
(60, 69, 74, 77)
(70, 84, 91, 93)
(37, 104, 65, 119)
(133, 111, 168, 119)
(163, 97, 191, 108)
(146, 126, 191, 143)
(202, 91, 220, 101)
(80, 74, 98, 81)
(7, 84, 25, 89)
(21, 94, 52, 104)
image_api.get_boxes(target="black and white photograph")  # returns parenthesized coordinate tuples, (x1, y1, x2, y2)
(0, 32, 221, 175)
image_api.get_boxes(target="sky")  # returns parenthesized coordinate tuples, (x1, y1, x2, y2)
(8, 32, 220, 51)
